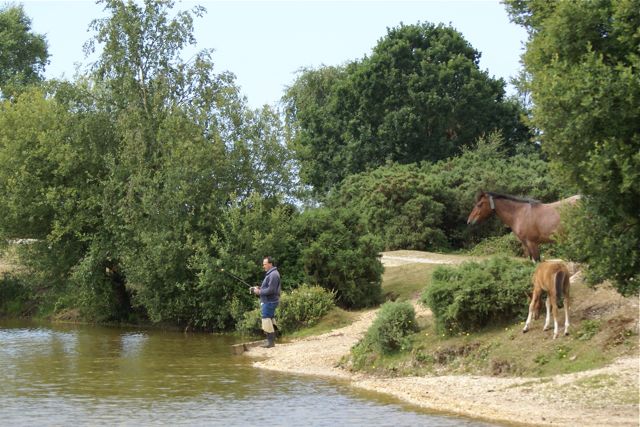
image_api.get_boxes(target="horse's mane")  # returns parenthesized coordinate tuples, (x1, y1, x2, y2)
(484, 191, 541, 205)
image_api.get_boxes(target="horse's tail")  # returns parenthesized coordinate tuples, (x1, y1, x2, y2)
(555, 270, 566, 308)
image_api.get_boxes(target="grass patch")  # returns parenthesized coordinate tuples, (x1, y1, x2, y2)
(381, 263, 437, 301)
(574, 373, 619, 388)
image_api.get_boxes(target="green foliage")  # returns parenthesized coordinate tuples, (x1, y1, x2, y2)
(0, 4, 49, 98)
(421, 257, 535, 335)
(275, 285, 335, 333)
(349, 301, 417, 369)
(556, 201, 639, 295)
(576, 319, 601, 342)
(235, 307, 261, 335)
(285, 22, 531, 194)
(0, 274, 30, 316)
(506, 0, 640, 295)
(466, 233, 524, 257)
(329, 132, 562, 251)
(328, 163, 449, 251)
(0, 0, 304, 328)
(236, 285, 336, 335)
(295, 207, 384, 309)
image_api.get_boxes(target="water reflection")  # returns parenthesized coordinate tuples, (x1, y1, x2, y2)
(0, 320, 499, 426)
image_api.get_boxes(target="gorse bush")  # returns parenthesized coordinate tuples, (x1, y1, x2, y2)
(329, 133, 563, 252)
(421, 257, 534, 335)
(276, 285, 335, 333)
(349, 301, 417, 370)
(295, 207, 383, 309)
(235, 284, 335, 335)
(466, 233, 524, 257)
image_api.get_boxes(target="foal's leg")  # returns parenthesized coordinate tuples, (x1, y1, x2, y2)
(551, 300, 560, 339)
(523, 289, 540, 333)
(543, 297, 552, 331)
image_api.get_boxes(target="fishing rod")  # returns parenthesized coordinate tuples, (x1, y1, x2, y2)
(219, 268, 253, 288)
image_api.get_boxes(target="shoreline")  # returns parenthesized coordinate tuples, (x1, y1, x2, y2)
(245, 309, 639, 426)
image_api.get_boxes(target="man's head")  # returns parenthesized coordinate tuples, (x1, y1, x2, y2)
(262, 256, 274, 271)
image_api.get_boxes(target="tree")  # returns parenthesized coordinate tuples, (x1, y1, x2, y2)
(0, 4, 49, 97)
(284, 22, 531, 194)
(505, 0, 640, 294)
(0, 0, 298, 325)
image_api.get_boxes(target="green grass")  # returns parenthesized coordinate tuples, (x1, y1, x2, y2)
(381, 263, 437, 302)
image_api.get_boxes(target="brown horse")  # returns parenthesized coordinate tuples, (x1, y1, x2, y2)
(522, 261, 571, 339)
(466, 191, 581, 261)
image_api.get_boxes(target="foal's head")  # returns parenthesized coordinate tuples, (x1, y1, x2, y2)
(467, 191, 494, 225)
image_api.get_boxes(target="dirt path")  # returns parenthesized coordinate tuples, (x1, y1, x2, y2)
(246, 251, 639, 426)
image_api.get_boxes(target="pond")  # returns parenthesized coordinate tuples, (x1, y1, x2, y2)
(0, 319, 500, 426)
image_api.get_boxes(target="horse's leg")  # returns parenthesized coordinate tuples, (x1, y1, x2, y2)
(563, 285, 571, 336)
(543, 296, 552, 331)
(529, 242, 541, 262)
(521, 241, 531, 260)
(523, 289, 540, 333)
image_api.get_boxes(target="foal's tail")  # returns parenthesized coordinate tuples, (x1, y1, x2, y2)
(555, 270, 566, 308)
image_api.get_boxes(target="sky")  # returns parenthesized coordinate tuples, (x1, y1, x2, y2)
(18, 0, 528, 109)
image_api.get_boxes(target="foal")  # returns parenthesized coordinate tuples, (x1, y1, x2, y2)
(522, 261, 571, 339)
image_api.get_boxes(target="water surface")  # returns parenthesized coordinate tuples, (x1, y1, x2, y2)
(0, 319, 500, 426)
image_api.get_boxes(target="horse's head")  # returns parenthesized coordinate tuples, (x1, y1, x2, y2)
(466, 191, 494, 225)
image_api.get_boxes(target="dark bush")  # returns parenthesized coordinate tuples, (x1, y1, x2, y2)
(295, 207, 383, 309)
(0, 274, 30, 316)
(421, 257, 535, 335)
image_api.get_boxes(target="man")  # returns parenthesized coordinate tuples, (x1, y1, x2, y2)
(251, 256, 281, 348)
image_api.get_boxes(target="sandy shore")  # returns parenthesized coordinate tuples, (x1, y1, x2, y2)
(246, 305, 639, 426)
(246, 252, 639, 426)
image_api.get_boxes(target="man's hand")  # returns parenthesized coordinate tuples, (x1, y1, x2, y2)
(251, 286, 260, 295)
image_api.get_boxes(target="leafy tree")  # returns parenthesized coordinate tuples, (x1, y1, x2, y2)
(505, 0, 640, 294)
(0, 0, 299, 325)
(285, 22, 531, 194)
(0, 4, 49, 97)
(0, 84, 118, 317)
(81, 0, 297, 324)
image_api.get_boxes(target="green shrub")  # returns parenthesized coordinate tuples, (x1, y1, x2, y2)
(276, 285, 335, 333)
(235, 307, 262, 335)
(0, 274, 29, 316)
(235, 284, 335, 335)
(295, 207, 383, 309)
(350, 301, 417, 369)
(421, 257, 534, 335)
(467, 233, 524, 257)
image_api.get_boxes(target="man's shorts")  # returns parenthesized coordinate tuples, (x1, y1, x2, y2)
(260, 301, 278, 319)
